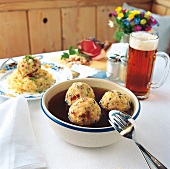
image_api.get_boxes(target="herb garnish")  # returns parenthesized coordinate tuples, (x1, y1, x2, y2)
(61, 52, 69, 59)
(25, 55, 34, 61)
(30, 77, 36, 81)
(61, 46, 91, 60)
(69, 46, 77, 55)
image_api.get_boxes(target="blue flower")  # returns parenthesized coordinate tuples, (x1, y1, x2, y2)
(134, 18, 140, 25)
(123, 20, 130, 26)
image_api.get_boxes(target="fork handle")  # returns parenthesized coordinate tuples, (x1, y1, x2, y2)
(136, 143, 167, 169)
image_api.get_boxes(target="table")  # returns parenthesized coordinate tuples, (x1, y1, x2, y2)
(0, 49, 170, 169)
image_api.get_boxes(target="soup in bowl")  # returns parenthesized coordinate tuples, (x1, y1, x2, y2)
(41, 78, 140, 147)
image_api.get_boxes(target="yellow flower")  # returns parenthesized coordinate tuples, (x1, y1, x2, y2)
(131, 10, 140, 15)
(115, 6, 122, 13)
(140, 19, 147, 25)
(127, 13, 135, 20)
(117, 13, 124, 20)
(136, 10, 141, 15)
(144, 11, 151, 18)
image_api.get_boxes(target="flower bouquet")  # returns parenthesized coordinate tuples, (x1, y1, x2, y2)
(108, 6, 159, 42)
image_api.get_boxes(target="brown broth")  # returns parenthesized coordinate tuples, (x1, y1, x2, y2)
(48, 87, 133, 128)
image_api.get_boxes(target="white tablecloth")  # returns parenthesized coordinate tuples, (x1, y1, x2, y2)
(0, 51, 170, 169)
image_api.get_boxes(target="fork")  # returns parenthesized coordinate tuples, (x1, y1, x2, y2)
(109, 110, 167, 169)
(0, 58, 17, 69)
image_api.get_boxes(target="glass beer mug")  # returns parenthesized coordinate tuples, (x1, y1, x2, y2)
(125, 31, 170, 100)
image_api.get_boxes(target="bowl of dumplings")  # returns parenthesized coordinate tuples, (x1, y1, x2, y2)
(41, 78, 140, 147)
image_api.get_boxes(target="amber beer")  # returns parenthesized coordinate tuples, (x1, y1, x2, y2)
(126, 31, 159, 99)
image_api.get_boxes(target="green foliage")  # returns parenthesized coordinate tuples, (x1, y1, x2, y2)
(69, 46, 77, 55)
(114, 30, 125, 42)
(61, 46, 91, 60)
(25, 55, 34, 60)
(61, 52, 69, 59)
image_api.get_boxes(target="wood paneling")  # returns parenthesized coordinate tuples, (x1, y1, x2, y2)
(166, 8, 170, 15)
(151, 4, 167, 15)
(0, 0, 169, 59)
(0, 0, 55, 2)
(62, 7, 96, 50)
(154, 0, 170, 8)
(0, 0, 153, 12)
(97, 6, 117, 43)
(0, 1, 76, 12)
(28, 8, 61, 54)
(152, 0, 170, 15)
(0, 11, 29, 58)
(128, 3, 152, 11)
(77, 0, 152, 6)
(0, 0, 152, 4)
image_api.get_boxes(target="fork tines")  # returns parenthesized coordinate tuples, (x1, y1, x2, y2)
(109, 113, 129, 132)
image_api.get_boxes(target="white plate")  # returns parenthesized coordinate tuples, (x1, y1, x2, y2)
(0, 61, 73, 100)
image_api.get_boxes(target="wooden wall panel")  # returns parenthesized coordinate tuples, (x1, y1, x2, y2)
(28, 8, 61, 54)
(0, 0, 153, 3)
(151, 4, 167, 15)
(154, 0, 170, 8)
(97, 6, 117, 43)
(1, 0, 169, 59)
(0, 0, 153, 12)
(0, 11, 29, 58)
(62, 7, 96, 50)
(152, 0, 170, 15)
(166, 8, 170, 15)
(128, 3, 152, 11)
(0, 1, 76, 12)
(0, 0, 51, 2)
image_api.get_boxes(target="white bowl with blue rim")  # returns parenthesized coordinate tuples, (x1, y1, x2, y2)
(41, 78, 140, 147)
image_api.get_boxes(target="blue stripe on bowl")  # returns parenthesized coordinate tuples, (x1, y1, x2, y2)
(133, 100, 141, 120)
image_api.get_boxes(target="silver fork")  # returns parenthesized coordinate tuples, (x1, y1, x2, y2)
(109, 110, 167, 169)
(0, 58, 17, 69)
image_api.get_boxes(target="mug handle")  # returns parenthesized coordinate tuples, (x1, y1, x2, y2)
(151, 52, 170, 88)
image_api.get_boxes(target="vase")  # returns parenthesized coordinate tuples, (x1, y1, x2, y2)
(120, 34, 130, 43)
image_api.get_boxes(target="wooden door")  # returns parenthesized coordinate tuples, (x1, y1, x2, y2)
(61, 7, 96, 50)
(28, 8, 62, 54)
(97, 5, 117, 43)
(0, 11, 29, 58)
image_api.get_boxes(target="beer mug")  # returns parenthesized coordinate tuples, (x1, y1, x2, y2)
(126, 31, 170, 100)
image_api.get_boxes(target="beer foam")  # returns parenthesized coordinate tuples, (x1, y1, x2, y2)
(130, 32, 159, 51)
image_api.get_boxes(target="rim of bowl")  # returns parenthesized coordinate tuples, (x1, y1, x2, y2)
(41, 78, 141, 133)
